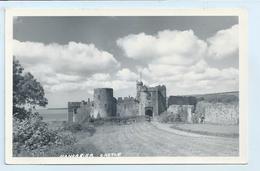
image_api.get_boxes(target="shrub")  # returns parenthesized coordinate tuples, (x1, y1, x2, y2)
(62, 122, 96, 135)
(62, 123, 83, 133)
(13, 112, 77, 157)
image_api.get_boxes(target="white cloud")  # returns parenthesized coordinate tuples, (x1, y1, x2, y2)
(117, 33, 157, 60)
(118, 25, 239, 63)
(37, 70, 136, 93)
(13, 40, 122, 93)
(84, 73, 136, 91)
(207, 24, 238, 59)
(56, 73, 81, 82)
(91, 73, 111, 81)
(45, 82, 83, 92)
(116, 68, 139, 81)
(118, 27, 239, 95)
(138, 59, 238, 95)
(117, 30, 208, 66)
(14, 40, 120, 75)
(77, 78, 136, 96)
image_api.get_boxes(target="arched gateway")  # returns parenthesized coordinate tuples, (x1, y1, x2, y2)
(145, 107, 153, 117)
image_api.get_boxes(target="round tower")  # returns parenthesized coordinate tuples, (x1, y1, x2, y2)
(93, 88, 115, 118)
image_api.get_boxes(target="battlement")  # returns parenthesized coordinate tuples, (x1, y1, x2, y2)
(138, 83, 166, 92)
(117, 96, 136, 103)
(136, 81, 143, 86)
(156, 85, 166, 90)
(117, 96, 139, 117)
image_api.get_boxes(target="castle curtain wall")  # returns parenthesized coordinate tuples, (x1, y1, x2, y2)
(117, 97, 138, 117)
(67, 102, 81, 123)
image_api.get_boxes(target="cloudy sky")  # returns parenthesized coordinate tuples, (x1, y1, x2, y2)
(13, 16, 239, 108)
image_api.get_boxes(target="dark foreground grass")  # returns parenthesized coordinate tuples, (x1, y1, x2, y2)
(15, 143, 103, 157)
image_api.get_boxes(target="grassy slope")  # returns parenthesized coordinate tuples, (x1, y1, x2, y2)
(171, 123, 239, 138)
(75, 122, 238, 157)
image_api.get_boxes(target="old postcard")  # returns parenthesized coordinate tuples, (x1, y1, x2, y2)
(5, 9, 248, 164)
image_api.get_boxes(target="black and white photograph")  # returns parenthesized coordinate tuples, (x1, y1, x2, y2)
(5, 9, 248, 164)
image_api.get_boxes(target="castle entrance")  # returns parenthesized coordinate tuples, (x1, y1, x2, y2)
(145, 107, 153, 117)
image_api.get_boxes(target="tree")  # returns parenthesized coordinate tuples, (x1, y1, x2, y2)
(12, 58, 76, 157)
(13, 58, 48, 119)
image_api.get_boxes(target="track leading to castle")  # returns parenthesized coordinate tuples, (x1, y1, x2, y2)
(77, 122, 239, 156)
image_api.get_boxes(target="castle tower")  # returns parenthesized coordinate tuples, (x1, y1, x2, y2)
(93, 88, 116, 118)
(157, 85, 167, 115)
(136, 81, 143, 101)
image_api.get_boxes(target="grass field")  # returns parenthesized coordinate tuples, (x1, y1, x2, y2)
(171, 123, 239, 138)
(37, 108, 239, 157)
(72, 122, 238, 157)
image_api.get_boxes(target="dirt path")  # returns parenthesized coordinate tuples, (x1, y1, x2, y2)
(78, 122, 239, 157)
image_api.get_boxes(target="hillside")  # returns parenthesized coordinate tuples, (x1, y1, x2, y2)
(192, 91, 239, 104)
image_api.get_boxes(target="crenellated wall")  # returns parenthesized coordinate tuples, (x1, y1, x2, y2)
(68, 102, 81, 123)
(117, 97, 138, 117)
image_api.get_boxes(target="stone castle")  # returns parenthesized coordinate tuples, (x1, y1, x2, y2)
(68, 81, 239, 125)
(68, 81, 176, 123)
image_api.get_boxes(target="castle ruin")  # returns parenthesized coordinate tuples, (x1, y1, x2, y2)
(67, 81, 239, 125)
(136, 81, 167, 117)
(68, 81, 168, 123)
